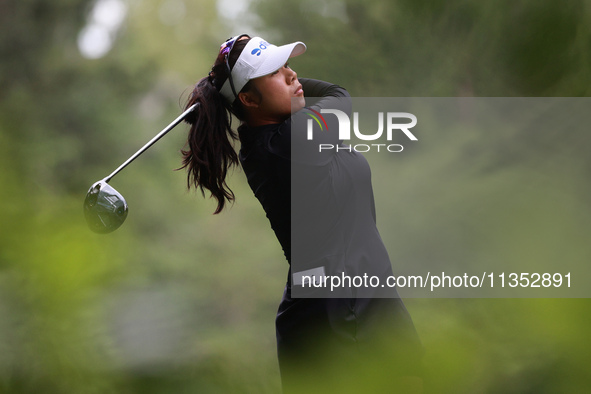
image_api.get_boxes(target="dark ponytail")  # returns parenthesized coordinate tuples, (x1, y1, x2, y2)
(180, 37, 253, 214)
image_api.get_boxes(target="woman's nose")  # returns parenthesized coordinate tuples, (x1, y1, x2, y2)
(286, 68, 297, 82)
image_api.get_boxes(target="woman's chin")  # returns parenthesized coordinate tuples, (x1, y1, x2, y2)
(292, 96, 306, 113)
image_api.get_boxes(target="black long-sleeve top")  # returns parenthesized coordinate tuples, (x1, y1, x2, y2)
(239, 79, 396, 298)
(238, 79, 349, 262)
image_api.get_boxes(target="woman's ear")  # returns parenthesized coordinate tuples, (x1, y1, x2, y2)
(238, 91, 260, 109)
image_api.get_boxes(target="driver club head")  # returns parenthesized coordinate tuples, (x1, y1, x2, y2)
(83, 180, 129, 234)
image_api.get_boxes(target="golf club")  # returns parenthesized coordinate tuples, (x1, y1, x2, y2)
(84, 103, 199, 234)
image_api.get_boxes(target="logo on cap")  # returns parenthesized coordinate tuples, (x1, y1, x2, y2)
(250, 40, 269, 56)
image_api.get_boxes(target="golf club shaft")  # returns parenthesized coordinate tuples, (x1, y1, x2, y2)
(103, 103, 199, 183)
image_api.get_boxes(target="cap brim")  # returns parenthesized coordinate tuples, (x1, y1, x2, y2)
(250, 41, 307, 79)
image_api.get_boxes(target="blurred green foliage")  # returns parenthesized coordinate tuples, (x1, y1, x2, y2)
(1, 0, 590, 393)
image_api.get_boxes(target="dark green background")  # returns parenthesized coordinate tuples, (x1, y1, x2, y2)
(1, 0, 590, 392)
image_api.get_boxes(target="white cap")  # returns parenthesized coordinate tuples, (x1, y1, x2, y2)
(220, 36, 306, 103)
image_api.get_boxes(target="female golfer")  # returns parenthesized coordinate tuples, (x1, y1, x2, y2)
(182, 34, 423, 393)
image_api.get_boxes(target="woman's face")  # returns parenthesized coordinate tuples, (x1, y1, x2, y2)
(243, 63, 305, 125)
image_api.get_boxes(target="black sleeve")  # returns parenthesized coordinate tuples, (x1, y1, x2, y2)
(268, 79, 352, 166)
(299, 78, 349, 99)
